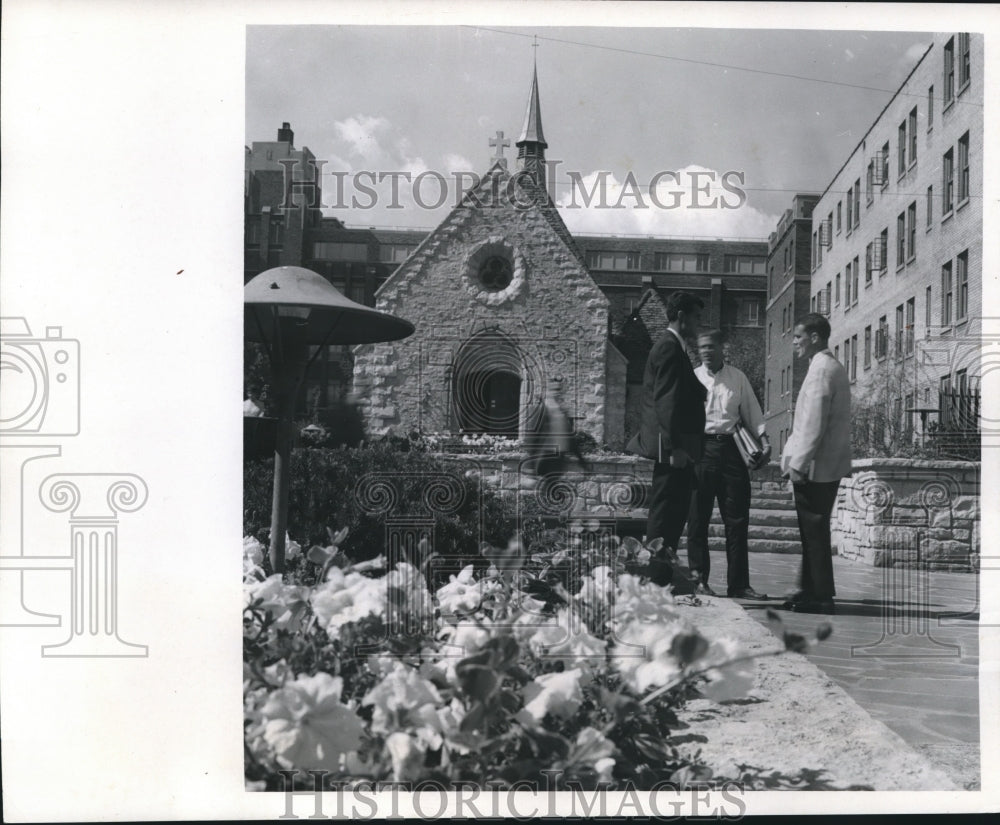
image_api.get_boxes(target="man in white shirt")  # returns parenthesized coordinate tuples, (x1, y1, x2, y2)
(779, 314, 852, 615)
(686, 330, 771, 599)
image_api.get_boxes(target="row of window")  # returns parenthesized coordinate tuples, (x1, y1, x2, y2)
(812, 131, 971, 302)
(584, 251, 766, 274)
(811, 47, 973, 274)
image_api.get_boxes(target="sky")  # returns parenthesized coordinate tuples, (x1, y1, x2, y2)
(247, 25, 933, 240)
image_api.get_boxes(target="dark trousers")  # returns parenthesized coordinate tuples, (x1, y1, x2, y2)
(647, 460, 695, 552)
(686, 437, 751, 592)
(792, 479, 840, 600)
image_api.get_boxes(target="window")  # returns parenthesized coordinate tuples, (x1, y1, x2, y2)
(878, 228, 888, 275)
(908, 107, 918, 165)
(845, 262, 852, 306)
(843, 338, 850, 369)
(941, 261, 953, 326)
(928, 85, 934, 130)
(864, 325, 872, 368)
(898, 120, 907, 174)
(268, 219, 285, 245)
(851, 334, 858, 380)
(944, 36, 955, 105)
(958, 131, 970, 203)
(866, 161, 874, 204)
(957, 250, 968, 321)
(811, 295, 817, 313)
(782, 306, 787, 332)
(834, 345, 839, 361)
(925, 286, 932, 330)
(816, 231, 823, 265)
(845, 188, 853, 231)
(767, 323, 772, 355)
(926, 186, 934, 227)
(740, 298, 761, 326)
(865, 242, 873, 284)
(378, 243, 417, 263)
(939, 375, 953, 426)
(907, 201, 917, 260)
(880, 143, 890, 189)
(836, 201, 842, 233)
(824, 282, 832, 315)
(835, 272, 841, 306)
(906, 297, 915, 355)
(724, 255, 766, 274)
(780, 368, 785, 395)
(943, 148, 954, 214)
(586, 251, 640, 270)
(811, 232, 817, 269)
(853, 179, 861, 227)
(895, 304, 905, 358)
(904, 392, 914, 440)
(896, 212, 906, 266)
(958, 32, 971, 89)
(827, 212, 834, 247)
(852, 256, 860, 304)
(654, 252, 708, 272)
(876, 316, 888, 359)
(788, 301, 793, 332)
(349, 283, 367, 305)
(312, 241, 368, 261)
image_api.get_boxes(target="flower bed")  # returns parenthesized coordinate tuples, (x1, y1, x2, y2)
(244, 531, 829, 791)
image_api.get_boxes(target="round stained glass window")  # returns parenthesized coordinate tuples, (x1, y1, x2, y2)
(479, 256, 513, 291)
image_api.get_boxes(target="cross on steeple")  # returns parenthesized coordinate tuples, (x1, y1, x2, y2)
(489, 130, 510, 161)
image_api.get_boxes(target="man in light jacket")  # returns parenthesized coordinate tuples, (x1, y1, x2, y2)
(780, 313, 852, 614)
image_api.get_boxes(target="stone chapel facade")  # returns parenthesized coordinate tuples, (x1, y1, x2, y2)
(352, 68, 628, 448)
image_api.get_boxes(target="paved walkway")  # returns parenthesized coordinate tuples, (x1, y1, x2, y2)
(704, 550, 981, 790)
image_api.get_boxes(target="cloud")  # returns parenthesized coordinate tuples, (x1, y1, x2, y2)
(555, 166, 780, 240)
(333, 115, 391, 159)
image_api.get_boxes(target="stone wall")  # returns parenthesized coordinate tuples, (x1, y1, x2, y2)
(832, 459, 980, 570)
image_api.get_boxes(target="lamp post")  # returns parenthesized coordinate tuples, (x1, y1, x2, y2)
(245, 266, 414, 574)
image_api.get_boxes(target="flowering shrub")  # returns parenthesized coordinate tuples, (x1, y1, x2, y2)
(245, 530, 830, 790)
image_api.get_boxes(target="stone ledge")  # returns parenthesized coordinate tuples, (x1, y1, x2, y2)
(672, 598, 958, 790)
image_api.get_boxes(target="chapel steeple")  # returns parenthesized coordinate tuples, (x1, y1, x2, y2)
(516, 62, 548, 193)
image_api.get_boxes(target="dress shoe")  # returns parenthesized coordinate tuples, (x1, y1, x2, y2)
(791, 599, 836, 615)
(694, 581, 717, 596)
(728, 587, 769, 600)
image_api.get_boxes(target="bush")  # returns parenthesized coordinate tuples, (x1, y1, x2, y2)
(244, 443, 517, 570)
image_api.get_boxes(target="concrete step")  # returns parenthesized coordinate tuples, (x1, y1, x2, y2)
(748, 497, 797, 511)
(678, 536, 803, 554)
(721, 508, 799, 527)
(706, 523, 801, 541)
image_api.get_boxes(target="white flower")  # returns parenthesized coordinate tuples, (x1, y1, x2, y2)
(612, 621, 686, 693)
(435, 565, 484, 615)
(385, 731, 425, 782)
(245, 574, 308, 631)
(285, 533, 302, 561)
(526, 609, 607, 669)
(310, 569, 386, 635)
(260, 672, 365, 772)
(569, 726, 616, 782)
(700, 637, 756, 702)
(516, 669, 587, 724)
(362, 662, 442, 734)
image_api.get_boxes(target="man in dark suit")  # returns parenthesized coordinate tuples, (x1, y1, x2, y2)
(627, 292, 706, 589)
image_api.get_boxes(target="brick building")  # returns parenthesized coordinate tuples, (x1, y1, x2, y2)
(804, 32, 982, 450)
(763, 194, 820, 453)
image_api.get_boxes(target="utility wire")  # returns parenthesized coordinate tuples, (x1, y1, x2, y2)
(463, 25, 983, 109)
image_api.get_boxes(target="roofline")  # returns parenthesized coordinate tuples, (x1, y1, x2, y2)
(815, 41, 934, 203)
